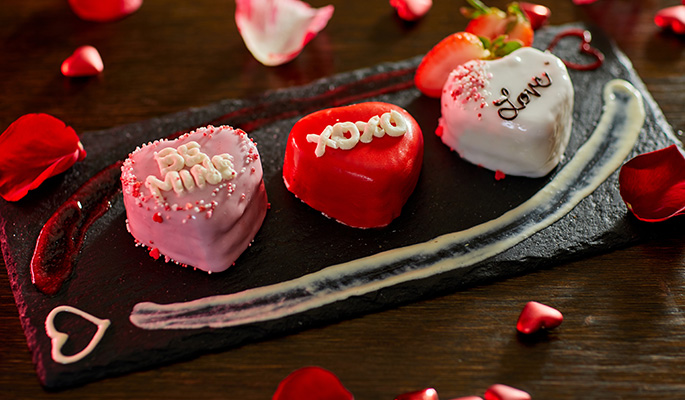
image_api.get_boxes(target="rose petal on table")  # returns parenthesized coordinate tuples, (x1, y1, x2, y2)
(519, 3, 550, 30)
(389, 0, 432, 21)
(618, 144, 685, 222)
(395, 388, 439, 400)
(572, 0, 598, 5)
(68, 0, 142, 22)
(516, 301, 563, 334)
(655, 5, 685, 35)
(272, 366, 353, 400)
(484, 384, 531, 400)
(235, 0, 334, 66)
(61, 46, 104, 77)
(0, 114, 86, 202)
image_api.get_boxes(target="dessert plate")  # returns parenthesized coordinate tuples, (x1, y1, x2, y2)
(0, 24, 678, 388)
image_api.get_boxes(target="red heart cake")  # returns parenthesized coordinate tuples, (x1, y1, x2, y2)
(121, 125, 268, 273)
(282, 102, 423, 228)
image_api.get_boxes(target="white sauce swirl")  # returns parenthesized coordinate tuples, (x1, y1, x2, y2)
(45, 305, 111, 364)
(130, 80, 645, 330)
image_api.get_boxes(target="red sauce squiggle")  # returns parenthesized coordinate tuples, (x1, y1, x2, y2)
(30, 161, 123, 295)
(546, 28, 605, 71)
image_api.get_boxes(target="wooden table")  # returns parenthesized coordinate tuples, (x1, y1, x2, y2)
(2, 0, 684, 398)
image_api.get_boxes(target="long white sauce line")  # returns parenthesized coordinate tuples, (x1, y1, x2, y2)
(130, 79, 645, 330)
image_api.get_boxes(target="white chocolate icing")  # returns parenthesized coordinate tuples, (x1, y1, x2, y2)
(306, 110, 408, 157)
(439, 47, 574, 177)
(145, 141, 236, 200)
(45, 305, 111, 364)
(130, 80, 644, 331)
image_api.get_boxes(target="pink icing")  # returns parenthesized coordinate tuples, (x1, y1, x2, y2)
(121, 125, 268, 273)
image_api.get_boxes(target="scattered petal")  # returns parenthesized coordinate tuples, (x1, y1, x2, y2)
(61, 45, 104, 77)
(68, 0, 142, 22)
(452, 397, 484, 400)
(0, 114, 86, 202)
(395, 388, 439, 400)
(655, 6, 685, 35)
(516, 301, 564, 334)
(273, 366, 353, 400)
(571, 0, 598, 5)
(390, 0, 432, 21)
(618, 145, 685, 222)
(484, 384, 531, 400)
(235, 0, 334, 66)
(519, 2, 550, 30)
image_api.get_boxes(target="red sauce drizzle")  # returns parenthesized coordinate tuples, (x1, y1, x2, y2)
(30, 161, 123, 295)
(546, 28, 605, 71)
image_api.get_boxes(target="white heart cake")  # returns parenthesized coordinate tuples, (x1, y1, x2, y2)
(437, 46, 574, 178)
(120, 125, 268, 273)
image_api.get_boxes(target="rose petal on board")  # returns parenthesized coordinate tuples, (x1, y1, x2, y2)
(484, 384, 531, 400)
(519, 2, 551, 30)
(61, 45, 104, 77)
(655, 5, 685, 35)
(395, 388, 439, 400)
(68, 0, 143, 22)
(235, 0, 334, 66)
(0, 114, 86, 202)
(618, 144, 685, 222)
(390, 0, 432, 21)
(572, 0, 598, 5)
(272, 366, 354, 400)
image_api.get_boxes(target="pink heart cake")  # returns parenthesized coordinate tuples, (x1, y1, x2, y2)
(438, 47, 574, 178)
(120, 125, 268, 273)
(282, 102, 423, 228)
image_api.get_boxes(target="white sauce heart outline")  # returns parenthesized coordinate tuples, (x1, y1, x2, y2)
(45, 305, 111, 364)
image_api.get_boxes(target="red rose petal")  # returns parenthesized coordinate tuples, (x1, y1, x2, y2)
(572, 0, 598, 5)
(452, 397, 484, 400)
(61, 45, 104, 77)
(0, 114, 86, 202)
(484, 384, 531, 400)
(389, 0, 432, 21)
(235, 0, 334, 66)
(273, 366, 353, 400)
(68, 0, 142, 22)
(618, 145, 685, 222)
(395, 388, 438, 400)
(516, 301, 563, 334)
(519, 3, 550, 30)
(655, 6, 685, 35)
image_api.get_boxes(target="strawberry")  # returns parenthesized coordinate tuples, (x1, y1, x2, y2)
(414, 31, 524, 98)
(414, 32, 489, 98)
(461, 0, 534, 46)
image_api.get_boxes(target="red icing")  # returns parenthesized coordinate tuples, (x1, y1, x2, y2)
(30, 162, 122, 295)
(546, 28, 604, 71)
(283, 102, 423, 228)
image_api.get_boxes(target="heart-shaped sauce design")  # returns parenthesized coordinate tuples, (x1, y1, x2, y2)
(546, 28, 604, 71)
(45, 305, 111, 364)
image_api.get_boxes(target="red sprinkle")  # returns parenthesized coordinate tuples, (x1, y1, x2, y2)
(149, 248, 160, 260)
(494, 170, 506, 181)
(152, 212, 164, 223)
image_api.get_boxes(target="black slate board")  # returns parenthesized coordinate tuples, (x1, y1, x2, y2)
(0, 24, 679, 389)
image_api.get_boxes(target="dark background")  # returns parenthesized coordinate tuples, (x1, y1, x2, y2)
(2, 0, 685, 398)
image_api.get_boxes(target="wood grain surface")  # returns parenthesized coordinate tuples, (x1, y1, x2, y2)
(2, 0, 684, 398)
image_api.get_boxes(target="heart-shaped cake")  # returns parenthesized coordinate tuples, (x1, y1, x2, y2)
(121, 125, 268, 273)
(438, 46, 574, 178)
(282, 102, 423, 228)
